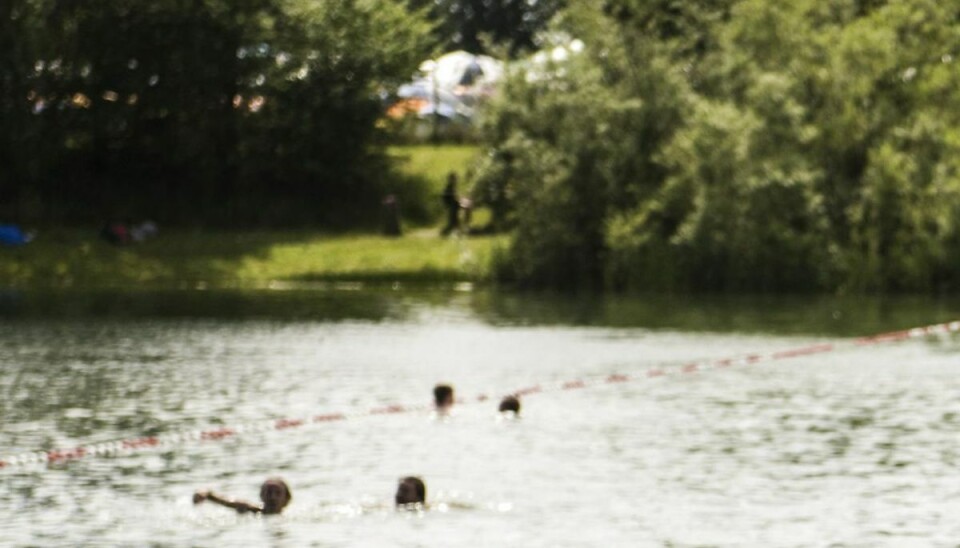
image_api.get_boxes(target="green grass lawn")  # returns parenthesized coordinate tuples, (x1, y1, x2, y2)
(388, 144, 481, 193)
(0, 229, 506, 288)
(1, 145, 507, 289)
(387, 144, 493, 227)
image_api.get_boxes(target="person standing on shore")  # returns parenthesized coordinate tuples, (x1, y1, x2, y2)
(441, 173, 461, 236)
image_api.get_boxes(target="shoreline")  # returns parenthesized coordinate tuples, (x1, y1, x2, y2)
(0, 228, 506, 290)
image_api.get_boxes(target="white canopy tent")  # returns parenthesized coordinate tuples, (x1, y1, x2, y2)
(394, 50, 504, 123)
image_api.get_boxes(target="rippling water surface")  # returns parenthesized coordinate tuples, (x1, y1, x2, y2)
(1, 289, 959, 547)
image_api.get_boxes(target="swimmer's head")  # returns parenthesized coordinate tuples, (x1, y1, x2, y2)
(433, 384, 454, 409)
(260, 478, 292, 513)
(395, 476, 426, 506)
(498, 395, 521, 414)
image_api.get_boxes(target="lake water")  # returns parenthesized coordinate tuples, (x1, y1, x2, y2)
(1, 288, 959, 547)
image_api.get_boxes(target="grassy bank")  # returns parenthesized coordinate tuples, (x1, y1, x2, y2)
(387, 144, 488, 226)
(388, 144, 481, 190)
(0, 145, 504, 289)
(0, 229, 506, 288)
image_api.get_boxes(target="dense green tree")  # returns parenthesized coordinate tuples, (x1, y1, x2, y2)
(0, 0, 432, 226)
(476, 0, 960, 292)
(234, 0, 433, 225)
(407, 0, 565, 55)
(0, 1, 50, 218)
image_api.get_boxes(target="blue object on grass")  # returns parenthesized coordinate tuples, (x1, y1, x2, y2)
(0, 224, 32, 246)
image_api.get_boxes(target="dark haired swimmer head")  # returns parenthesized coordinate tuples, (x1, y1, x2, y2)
(498, 395, 520, 415)
(433, 384, 454, 411)
(259, 478, 292, 513)
(194, 477, 292, 515)
(395, 476, 426, 506)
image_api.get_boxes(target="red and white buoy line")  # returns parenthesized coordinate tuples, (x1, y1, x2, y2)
(2, 319, 958, 471)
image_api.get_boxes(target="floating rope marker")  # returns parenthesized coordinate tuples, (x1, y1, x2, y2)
(1, 319, 957, 471)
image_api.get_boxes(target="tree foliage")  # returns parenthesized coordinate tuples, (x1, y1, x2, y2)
(407, 0, 565, 56)
(0, 0, 432, 226)
(476, 0, 960, 292)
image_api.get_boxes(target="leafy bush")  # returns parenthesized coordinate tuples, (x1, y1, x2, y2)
(478, 0, 960, 292)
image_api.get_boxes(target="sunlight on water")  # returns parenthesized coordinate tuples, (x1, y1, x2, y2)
(1, 290, 959, 546)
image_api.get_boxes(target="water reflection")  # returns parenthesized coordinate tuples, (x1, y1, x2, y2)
(474, 291, 960, 336)
(1, 288, 958, 336)
(0, 288, 408, 322)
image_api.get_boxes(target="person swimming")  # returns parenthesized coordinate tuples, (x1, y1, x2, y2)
(498, 395, 521, 415)
(433, 384, 455, 412)
(395, 476, 426, 507)
(193, 477, 292, 515)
